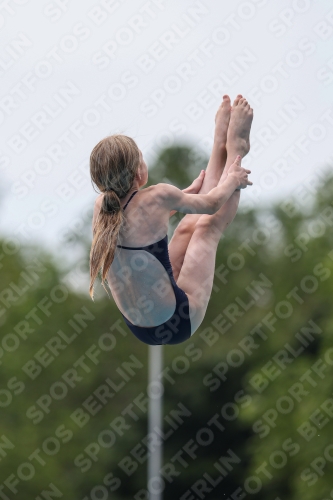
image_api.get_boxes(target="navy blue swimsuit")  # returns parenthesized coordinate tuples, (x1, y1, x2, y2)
(116, 191, 192, 345)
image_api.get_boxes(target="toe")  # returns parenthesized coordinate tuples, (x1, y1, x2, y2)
(222, 94, 231, 107)
(233, 94, 242, 106)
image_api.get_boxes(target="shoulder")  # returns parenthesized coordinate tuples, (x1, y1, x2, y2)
(138, 183, 180, 203)
(153, 183, 183, 202)
(136, 183, 183, 213)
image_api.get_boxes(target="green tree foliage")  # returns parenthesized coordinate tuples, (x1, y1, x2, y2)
(1, 145, 333, 500)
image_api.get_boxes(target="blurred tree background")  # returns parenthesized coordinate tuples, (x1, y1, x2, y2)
(1, 144, 333, 500)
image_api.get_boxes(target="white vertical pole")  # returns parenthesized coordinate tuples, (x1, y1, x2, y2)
(147, 345, 163, 500)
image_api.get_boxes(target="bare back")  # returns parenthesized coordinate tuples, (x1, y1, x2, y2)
(94, 185, 177, 327)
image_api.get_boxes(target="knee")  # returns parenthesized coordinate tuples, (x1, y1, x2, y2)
(194, 216, 220, 239)
(174, 216, 197, 237)
(194, 216, 211, 232)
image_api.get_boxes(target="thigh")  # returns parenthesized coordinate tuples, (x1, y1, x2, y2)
(168, 213, 201, 281)
(175, 194, 240, 334)
(168, 171, 230, 282)
(176, 218, 221, 334)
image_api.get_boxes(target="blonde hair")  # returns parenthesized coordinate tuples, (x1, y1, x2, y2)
(89, 134, 140, 299)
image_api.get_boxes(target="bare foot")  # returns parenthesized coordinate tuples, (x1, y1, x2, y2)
(214, 95, 231, 148)
(226, 95, 253, 158)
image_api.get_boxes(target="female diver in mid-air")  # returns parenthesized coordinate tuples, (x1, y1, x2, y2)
(89, 94, 253, 345)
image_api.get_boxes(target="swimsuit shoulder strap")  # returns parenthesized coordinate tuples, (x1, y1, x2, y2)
(122, 190, 138, 211)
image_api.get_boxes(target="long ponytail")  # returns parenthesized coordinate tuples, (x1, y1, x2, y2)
(89, 135, 140, 299)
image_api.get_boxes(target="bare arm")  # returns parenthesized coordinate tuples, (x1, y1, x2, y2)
(157, 156, 252, 215)
(169, 169, 206, 217)
(156, 175, 238, 215)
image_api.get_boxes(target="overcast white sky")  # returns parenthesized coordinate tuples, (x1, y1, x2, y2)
(0, 0, 333, 260)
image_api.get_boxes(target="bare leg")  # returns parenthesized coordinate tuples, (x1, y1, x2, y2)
(176, 189, 240, 334)
(176, 101, 254, 334)
(168, 95, 254, 280)
(197, 94, 231, 191)
(219, 96, 253, 183)
(168, 95, 238, 280)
